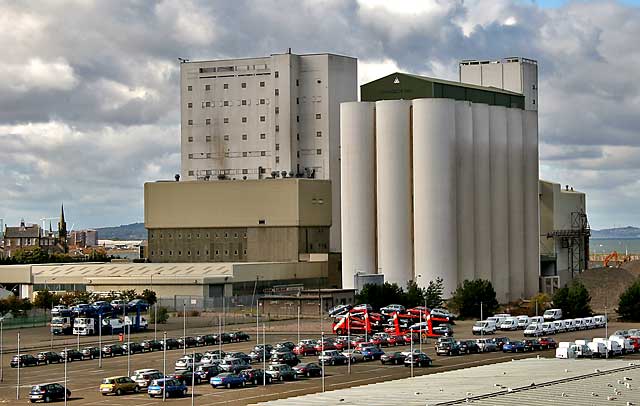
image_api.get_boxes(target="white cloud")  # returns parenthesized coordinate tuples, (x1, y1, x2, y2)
(0, 58, 78, 93)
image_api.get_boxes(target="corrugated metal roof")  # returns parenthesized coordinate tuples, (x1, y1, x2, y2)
(253, 359, 640, 406)
(30, 262, 235, 279)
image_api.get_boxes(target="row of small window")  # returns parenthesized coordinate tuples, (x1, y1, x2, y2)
(188, 82, 266, 92)
(151, 249, 247, 256)
(153, 231, 247, 239)
(189, 133, 287, 142)
(188, 98, 270, 108)
(188, 151, 273, 158)
(187, 114, 321, 126)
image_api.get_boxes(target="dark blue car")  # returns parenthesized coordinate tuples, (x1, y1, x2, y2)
(502, 340, 525, 353)
(210, 373, 246, 389)
(359, 346, 385, 360)
(147, 378, 187, 398)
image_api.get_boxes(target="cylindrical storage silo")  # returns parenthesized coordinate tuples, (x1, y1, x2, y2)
(455, 101, 475, 285)
(375, 100, 413, 287)
(340, 102, 377, 289)
(412, 98, 457, 296)
(489, 106, 510, 302)
(507, 108, 526, 300)
(472, 104, 492, 283)
(523, 110, 540, 297)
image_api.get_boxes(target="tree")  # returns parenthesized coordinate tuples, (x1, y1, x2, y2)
(527, 293, 551, 316)
(450, 279, 499, 319)
(120, 289, 138, 303)
(33, 290, 60, 310)
(552, 281, 592, 318)
(424, 277, 444, 309)
(355, 283, 404, 310)
(150, 306, 169, 324)
(140, 289, 157, 306)
(59, 291, 92, 306)
(618, 279, 640, 321)
(404, 280, 425, 308)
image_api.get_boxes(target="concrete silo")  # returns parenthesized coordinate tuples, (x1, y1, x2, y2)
(375, 100, 413, 287)
(472, 103, 492, 283)
(523, 110, 540, 297)
(455, 101, 475, 285)
(412, 99, 458, 296)
(507, 108, 526, 300)
(489, 106, 510, 302)
(340, 102, 377, 289)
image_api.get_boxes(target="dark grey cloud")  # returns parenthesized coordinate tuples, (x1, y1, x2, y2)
(1, 0, 639, 230)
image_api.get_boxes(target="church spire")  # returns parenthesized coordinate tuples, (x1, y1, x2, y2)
(58, 203, 68, 252)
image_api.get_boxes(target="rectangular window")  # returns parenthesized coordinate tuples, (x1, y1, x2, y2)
(296, 115, 299, 122)
(205, 84, 211, 91)
(188, 170, 194, 176)
(317, 149, 322, 155)
(206, 136, 212, 142)
(261, 151, 266, 156)
(187, 85, 192, 91)
(275, 156, 280, 163)
(205, 118, 211, 125)
(223, 135, 229, 141)
(260, 133, 266, 139)
(206, 153, 211, 158)
(205, 101, 211, 107)
(316, 131, 322, 137)
(275, 89, 279, 96)
(274, 71, 279, 78)
(188, 119, 193, 125)
(296, 97, 299, 104)
(242, 134, 247, 140)
(316, 113, 321, 119)
(260, 116, 265, 122)
(188, 153, 193, 159)
(241, 82, 247, 88)
(296, 79, 299, 86)
(223, 83, 229, 89)
(275, 107, 279, 114)
(224, 117, 229, 124)
(260, 81, 265, 87)
(242, 169, 248, 174)
(188, 102, 193, 108)
(275, 125, 279, 132)
(297, 151, 300, 158)
(242, 151, 247, 157)
(242, 117, 247, 123)
(260, 98, 265, 105)
(188, 136, 193, 142)
(223, 100, 229, 106)
(275, 143, 280, 151)
(242, 99, 247, 106)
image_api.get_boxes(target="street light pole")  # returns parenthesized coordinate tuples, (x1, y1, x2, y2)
(183, 300, 187, 355)
(163, 331, 167, 402)
(256, 295, 259, 346)
(99, 313, 102, 368)
(0, 318, 3, 383)
(321, 331, 325, 392)
(64, 347, 68, 406)
(127, 322, 131, 376)
(16, 331, 20, 400)
(480, 301, 484, 340)
(410, 329, 414, 378)
(191, 350, 195, 406)
(297, 304, 300, 345)
(262, 323, 266, 387)
(347, 320, 351, 375)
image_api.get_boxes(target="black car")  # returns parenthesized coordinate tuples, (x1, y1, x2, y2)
(81, 347, 101, 359)
(270, 351, 300, 367)
(11, 354, 38, 368)
(230, 331, 250, 342)
(102, 344, 126, 357)
(59, 349, 83, 362)
(492, 337, 511, 350)
(178, 336, 197, 348)
(457, 340, 480, 354)
(141, 340, 163, 352)
(195, 364, 221, 381)
(123, 342, 144, 354)
(36, 351, 63, 365)
(292, 362, 322, 377)
(215, 333, 232, 344)
(436, 342, 461, 356)
(29, 383, 70, 403)
(240, 368, 272, 385)
(404, 353, 433, 367)
(380, 351, 406, 365)
(196, 334, 217, 346)
(161, 338, 181, 350)
(226, 352, 252, 364)
(274, 341, 296, 352)
(523, 339, 542, 352)
(171, 369, 200, 385)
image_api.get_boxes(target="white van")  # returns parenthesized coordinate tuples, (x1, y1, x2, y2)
(574, 344, 593, 358)
(609, 336, 635, 354)
(587, 341, 607, 357)
(472, 321, 496, 335)
(543, 309, 563, 321)
(583, 317, 594, 329)
(499, 318, 518, 331)
(516, 316, 530, 329)
(541, 322, 557, 335)
(556, 346, 576, 359)
(529, 316, 544, 325)
(564, 319, 576, 332)
(592, 315, 607, 328)
(574, 318, 585, 330)
(553, 320, 566, 333)
(594, 338, 623, 356)
(524, 323, 543, 337)
(488, 314, 510, 326)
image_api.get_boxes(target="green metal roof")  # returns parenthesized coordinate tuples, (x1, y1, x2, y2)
(360, 72, 525, 109)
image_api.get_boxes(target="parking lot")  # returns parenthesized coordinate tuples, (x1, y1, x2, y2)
(1, 318, 639, 405)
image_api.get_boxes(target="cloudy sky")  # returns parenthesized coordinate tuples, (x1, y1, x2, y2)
(1, 0, 639, 231)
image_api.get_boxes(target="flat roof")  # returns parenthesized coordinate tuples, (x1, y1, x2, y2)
(254, 358, 640, 406)
(184, 52, 356, 65)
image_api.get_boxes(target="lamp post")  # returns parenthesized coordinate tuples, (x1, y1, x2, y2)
(191, 350, 195, 406)
(321, 331, 325, 392)
(297, 304, 301, 345)
(262, 323, 266, 387)
(98, 313, 102, 368)
(16, 331, 20, 400)
(0, 317, 4, 382)
(163, 331, 167, 402)
(410, 328, 414, 378)
(183, 300, 187, 355)
(64, 347, 68, 406)
(126, 322, 131, 376)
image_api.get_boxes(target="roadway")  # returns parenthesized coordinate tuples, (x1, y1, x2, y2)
(0, 319, 638, 405)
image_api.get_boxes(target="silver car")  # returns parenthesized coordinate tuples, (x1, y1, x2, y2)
(341, 349, 366, 363)
(475, 338, 497, 352)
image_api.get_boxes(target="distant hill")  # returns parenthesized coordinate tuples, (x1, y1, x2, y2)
(591, 226, 640, 239)
(95, 222, 146, 240)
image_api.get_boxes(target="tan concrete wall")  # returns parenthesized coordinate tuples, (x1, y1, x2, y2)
(0, 265, 32, 283)
(145, 179, 331, 229)
(246, 227, 299, 262)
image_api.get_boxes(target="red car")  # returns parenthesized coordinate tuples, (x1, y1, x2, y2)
(628, 337, 640, 352)
(350, 336, 366, 347)
(369, 335, 389, 347)
(334, 338, 348, 351)
(314, 340, 336, 352)
(293, 344, 317, 356)
(537, 337, 557, 349)
(386, 335, 404, 346)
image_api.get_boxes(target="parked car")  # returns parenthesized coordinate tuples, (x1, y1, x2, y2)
(564, 319, 576, 331)
(195, 334, 217, 346)
(516, 315, 530, 329)
(436, 341, 461, 356)
(328, 304, 352, 317)
(29, 383, 70, 403)
(193, 364, 219, 381)
(58, 349, 83, 362)
(81, 346, 101, 360)
(219, 357, 251, 373)
(315, 339, 337, 352)
(541, 322, 557, 335)
(241, 368, 272, 385)
(553, 320, 566, 334)
(499, 318, 519, 331)
(178, 336, 197, 348)
(274, 341, 296, 352)
(132, 371, 164, 391)
(110, 299, 127, 310)
(148, 378, 188, 398)
(358, 345, 385, 360)
(123, 342, 144, 354)
(37, 351, 63, 365)
(270, 351, 300, 366)
(293, 343, 317, 356)
(543, 308, 563, 321)
(210, 373, 246, 388)
(11, 354, 38, 368)
(404, 353, 432, 367)
(587, 341, 608, 357)
(342, 349, 366, 363)
(538, 337, 557, 349)
(523, 339, 542, 351)
(432, 325, 454, 336)
(574, 318, 586, 330)
(388, 335, 406, 346)
(583, 317, 594, 329)
(202, 351, 226, 365)
(503, 340, 526, 353)
(318, 350, 348, 366)
(225, 351, 252, 364)
(266, 363, 297, 381)
(472, 321, 496, 335)
(524, 323, 543, 337)
(127, 298, 149, 310)
(141, 340, 163, 352)
(475, 338, 498, 352)
(457, 340, 480, 354)
(51, 305, 68, 315)
(161, 338, 180, 350)
(380, 351, 407, 365)
(230, 331, 250, 342)
(102, 344, 125, 357)
(175, 353, 204, 370)
(593, 315, 607, 328)
(215, 333, 232, 344)
(293, 362, 322, 377)
(380, 304, 406, 315)
(492, 337, 511, 350)
(100, 376, 139, 396)
(170, 369, 200, 386)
